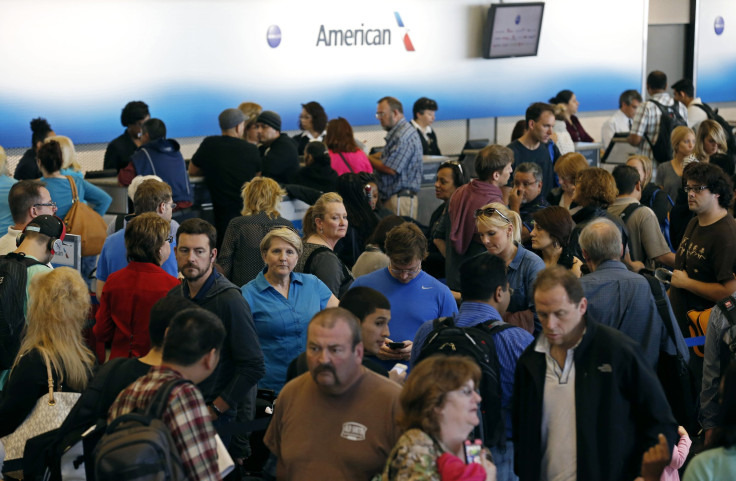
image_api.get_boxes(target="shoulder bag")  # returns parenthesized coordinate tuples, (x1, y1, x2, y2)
(63, 176, 108, 256)
(1, 352, 80, 468)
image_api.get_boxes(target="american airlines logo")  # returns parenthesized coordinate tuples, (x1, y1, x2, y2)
(314, 11, 415, 51)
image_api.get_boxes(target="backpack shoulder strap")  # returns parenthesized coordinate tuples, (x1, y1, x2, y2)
(716, 296, 736, 327)
(642, 273, 677, 343)
(3, 252, 44, 268)
(146, 378, 191, 419)
(620, 202, 643, 223)
(693, 102, 714, 117)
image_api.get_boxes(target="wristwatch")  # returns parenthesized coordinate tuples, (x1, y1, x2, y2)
(208, 402, 223, 417)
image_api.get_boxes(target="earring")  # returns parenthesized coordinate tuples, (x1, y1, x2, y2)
(319, 227, 324, 234)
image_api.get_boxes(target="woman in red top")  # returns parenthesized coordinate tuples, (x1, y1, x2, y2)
(94, 212, 180, 361)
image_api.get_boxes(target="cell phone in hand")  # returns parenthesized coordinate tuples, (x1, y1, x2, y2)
(464, 440, 483, 464)
(388, 341, 406, 350)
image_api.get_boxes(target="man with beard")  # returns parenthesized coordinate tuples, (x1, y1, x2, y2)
(264, 308, 402, 480)
(166, 218, 264, 451)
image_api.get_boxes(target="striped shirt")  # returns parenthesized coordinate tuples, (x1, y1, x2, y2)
(108, 365, 221, 481)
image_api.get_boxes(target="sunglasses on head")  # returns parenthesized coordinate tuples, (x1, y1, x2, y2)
(474, 207, 511, 224)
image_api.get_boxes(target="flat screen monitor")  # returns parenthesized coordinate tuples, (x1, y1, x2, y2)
(483, 2, 545, 59)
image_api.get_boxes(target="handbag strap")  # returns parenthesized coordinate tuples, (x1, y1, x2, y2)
(65, 175, 80, 203)
(338, 152, 354, 173)
(41, 351, 56, 406)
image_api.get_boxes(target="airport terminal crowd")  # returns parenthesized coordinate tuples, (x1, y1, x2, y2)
(1, 69, 736, 480)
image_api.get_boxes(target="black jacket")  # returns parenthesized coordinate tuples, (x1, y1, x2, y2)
(166, 272, 265, 407)
(512, 319, 678, 481)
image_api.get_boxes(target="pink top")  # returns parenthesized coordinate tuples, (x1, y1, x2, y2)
(660, 434, 691, 481)
(329, 150, 373, 176)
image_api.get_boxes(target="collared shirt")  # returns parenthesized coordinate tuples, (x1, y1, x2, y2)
(601, 109, 632, 147)
(241, 269, 333, 393)
(535, 331, 584, 481)
(508, 244, 545, 314)
(108, 366, 222, 481)
(410, 119, 433, 142)
(378, 118, 423, 198)
(630, 92, 688, 159)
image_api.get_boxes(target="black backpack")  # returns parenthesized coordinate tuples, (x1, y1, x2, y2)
(645, 99, 687, 163)
(0, 253, 43, 370)
(94, 378, 190, 481)
(416, 317, 513, 448)
(694, 102, 736, 155)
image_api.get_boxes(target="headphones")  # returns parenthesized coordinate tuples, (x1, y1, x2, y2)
(16, 217, 67, 255)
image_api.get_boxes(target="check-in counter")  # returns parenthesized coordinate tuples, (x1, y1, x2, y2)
(89, 155, 453, 230)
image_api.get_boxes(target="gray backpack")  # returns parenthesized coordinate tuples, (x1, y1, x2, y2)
(94, 378, 189, 481)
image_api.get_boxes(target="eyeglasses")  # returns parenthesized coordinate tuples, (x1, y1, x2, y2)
(388, 263, 422, 276)
(375, 111, 389, 119)
(166, 202, 178, 210)
(166, 235, 174, 244)
(474, 207, 511, 224)
(514, 180, 539, 188)
(683, 185, 708, 193)
(34, 201, 57, 211)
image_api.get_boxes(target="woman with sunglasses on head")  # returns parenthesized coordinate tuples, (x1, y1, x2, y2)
(475, 203, 544, 334)
(94, 213, 180, 362)
(425, 160, 466, 279)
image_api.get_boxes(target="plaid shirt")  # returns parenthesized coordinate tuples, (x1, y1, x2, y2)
(108, 366, 222, 481)
(378, 117, 423, 198)
(630, 92, 688, 159)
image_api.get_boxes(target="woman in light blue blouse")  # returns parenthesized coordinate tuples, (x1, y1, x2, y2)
(475, 202, 545, 335)
(241, 227, 338, 393)
(38, 136, 111, 218)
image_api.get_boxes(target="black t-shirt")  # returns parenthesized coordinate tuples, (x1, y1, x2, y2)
(259, 134, 299, 185)
(191, 135, 262, 241)
(671, 215, 736, 324)
(507, 140, 560, 199)
(104, 131, 139, 171)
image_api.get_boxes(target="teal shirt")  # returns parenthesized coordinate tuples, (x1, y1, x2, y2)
(24, 255, 52, 318)
(684, 446, 736, 481)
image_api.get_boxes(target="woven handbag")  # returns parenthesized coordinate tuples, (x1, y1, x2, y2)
(0, 353, 80, 462)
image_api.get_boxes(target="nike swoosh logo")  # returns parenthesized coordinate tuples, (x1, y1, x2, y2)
(421, 286, 433, 290)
